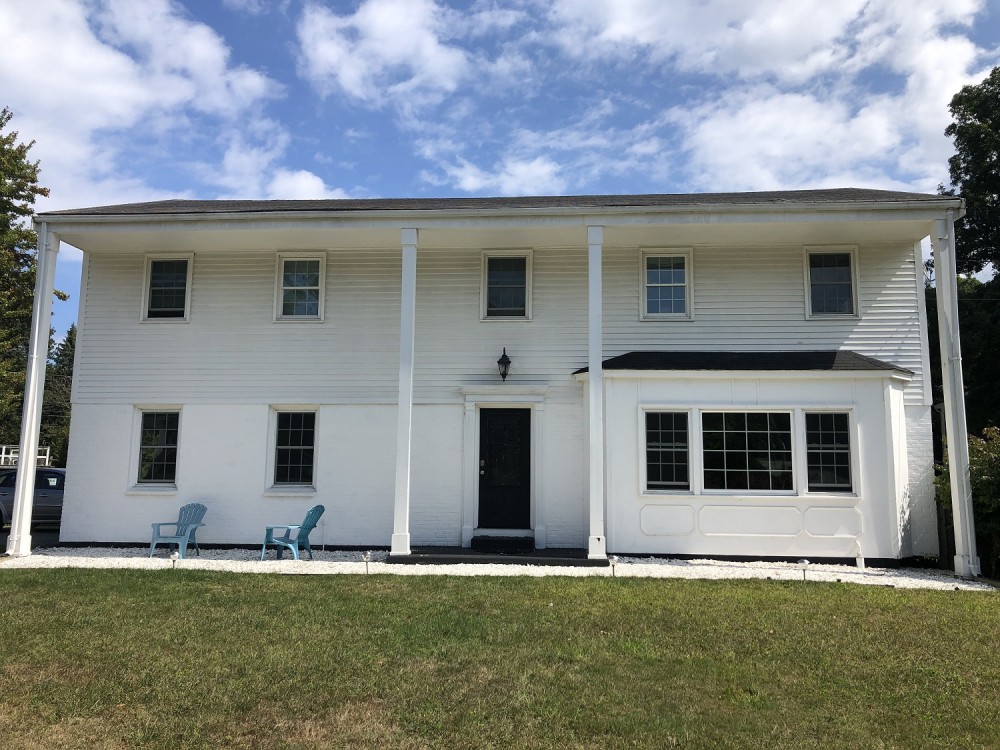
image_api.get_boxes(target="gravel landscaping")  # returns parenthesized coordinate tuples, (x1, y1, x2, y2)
(1, 545, 994, 591)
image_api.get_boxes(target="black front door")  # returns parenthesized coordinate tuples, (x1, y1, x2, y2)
(478, 408, 531, 529)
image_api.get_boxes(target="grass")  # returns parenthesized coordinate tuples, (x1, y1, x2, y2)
(0, 570, 998, 749)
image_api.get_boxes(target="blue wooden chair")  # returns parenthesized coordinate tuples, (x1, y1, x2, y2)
(149, 502, 207, 559)
(260, 504, 325, 561)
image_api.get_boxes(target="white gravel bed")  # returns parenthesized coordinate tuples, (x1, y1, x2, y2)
(0, 546, 993, 591)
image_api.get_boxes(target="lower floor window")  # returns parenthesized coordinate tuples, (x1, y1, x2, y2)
(274, 412, 316, 485)
(645, 412, 689, 489)
(702, 412, 793, 491)
(806, 412, 852, 491)
(139, 411, 179, 483)
(644, 409, 852, 494)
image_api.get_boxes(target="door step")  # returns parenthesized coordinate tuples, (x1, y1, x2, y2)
(470, 535, 534, 555)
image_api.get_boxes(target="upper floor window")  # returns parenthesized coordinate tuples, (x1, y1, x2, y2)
(482, 251, 531, 319)
(642, 250, 692, 320)
(276, 254, 325, 321)
(806, 249, 857, 317)
(144, 256, 192, 321)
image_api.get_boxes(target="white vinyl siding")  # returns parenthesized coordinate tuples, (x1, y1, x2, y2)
(75, 241, 925, 406)
(603, 242, 926, 406)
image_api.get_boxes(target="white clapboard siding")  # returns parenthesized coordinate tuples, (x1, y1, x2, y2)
(75, 241, 924, 405)
(604, 242, 925, 404)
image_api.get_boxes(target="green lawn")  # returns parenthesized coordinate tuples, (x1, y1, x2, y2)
(0, 570, 997, 749)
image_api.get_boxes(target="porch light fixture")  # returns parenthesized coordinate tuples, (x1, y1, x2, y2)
(497, 348, 512, 381)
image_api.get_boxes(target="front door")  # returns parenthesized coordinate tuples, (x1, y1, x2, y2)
(478, 408, 531, 529)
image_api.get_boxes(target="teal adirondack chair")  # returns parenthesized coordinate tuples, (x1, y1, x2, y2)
(260, 504, 325, 561)
(149, 502, 207, 559)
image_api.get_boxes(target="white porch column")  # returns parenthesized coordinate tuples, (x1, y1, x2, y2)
(391, 228, 418, 555)
(6, 223, 60, 557)
(932, 211, 980, 577)
(587, 225, 607, 559)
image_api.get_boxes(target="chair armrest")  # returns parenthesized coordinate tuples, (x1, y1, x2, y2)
(151, 522, 179, 533)
(265, 524, 301, 533)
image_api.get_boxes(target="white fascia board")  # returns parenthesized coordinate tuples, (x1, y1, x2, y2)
(36, 197, 965, 233)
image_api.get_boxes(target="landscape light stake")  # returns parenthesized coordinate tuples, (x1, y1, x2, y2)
(362, 550, 372, 575)
(170, 550, 180, 570)
(608, 554, 618, 578)
(798, 559, 810, 582)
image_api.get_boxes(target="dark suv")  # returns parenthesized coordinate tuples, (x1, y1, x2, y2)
(0, 467, 65, 528)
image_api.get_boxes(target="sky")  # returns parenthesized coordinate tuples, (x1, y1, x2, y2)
(2, 0, 999, 337)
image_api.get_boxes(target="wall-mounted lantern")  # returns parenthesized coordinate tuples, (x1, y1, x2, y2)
(497, 348, 512, 382)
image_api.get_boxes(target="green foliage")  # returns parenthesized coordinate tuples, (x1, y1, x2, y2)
(925, 276, 1000, 434)
(0, 106, 49, 445)
(940, 65, 1000, 276)
(937, 426, 1000, 577)
(0, 106, 68, 453)
(0, 572, 998, 749)
(40, 324, 75, 465)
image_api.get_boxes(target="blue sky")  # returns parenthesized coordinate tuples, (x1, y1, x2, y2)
(3, 0, 999, 337)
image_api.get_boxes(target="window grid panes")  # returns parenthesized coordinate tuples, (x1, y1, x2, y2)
(645, 256, 687, 315)
(275, 412, 316, 485)
(806, 412, 852, 491)
(281, 259, 321, 317)
(138, 412, 179, 483)
(486, 256, 527, 317)
(147, 260, 188, 318)
(702, 412, 793, 491)
(645, 412, 690, 490)
(809, 253, 854, 315)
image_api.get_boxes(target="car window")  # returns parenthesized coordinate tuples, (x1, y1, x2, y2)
(0, 472, 15, 489)
(36, 471, 65, 490)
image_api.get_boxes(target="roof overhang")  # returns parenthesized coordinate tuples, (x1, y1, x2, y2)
(34, 189, 965, 254)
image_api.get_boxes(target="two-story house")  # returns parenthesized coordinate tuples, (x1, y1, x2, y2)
(6, 189, 979, 572)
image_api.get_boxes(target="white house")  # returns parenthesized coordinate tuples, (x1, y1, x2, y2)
(5, 189, 981, 574)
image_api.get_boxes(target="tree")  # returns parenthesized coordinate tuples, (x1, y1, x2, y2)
(0, 106, 63, 447)
(940, 66, 1000, 276)
(41, 325, 75, 466)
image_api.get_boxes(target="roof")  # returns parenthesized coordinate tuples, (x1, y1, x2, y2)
(572, 350, 913, 375)
(38, 188, 956, 218)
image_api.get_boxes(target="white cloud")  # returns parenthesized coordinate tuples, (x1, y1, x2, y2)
(0, 0, 280, 211)
(667, 89, 905, 191)
(546, 0, 869, 82)
(221, 0, 269, 14)
(439, 156, 567, 195)
(296, 0, 469, 107)
(266, 170, 350, 199)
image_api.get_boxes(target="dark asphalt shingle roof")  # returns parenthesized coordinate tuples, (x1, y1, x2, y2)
(38, 188, 955, 217)
(572, 350, 912, 375)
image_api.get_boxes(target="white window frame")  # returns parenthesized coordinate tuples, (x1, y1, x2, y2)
(638, 406, 858, 499)
(274, 253, 326, 322)
(264, 406, 319, 495)
(481, 249, 533, 321)
(141, 254, 193, 322)
(803, 246, 860, 320)
(640, 249, 694, 321)
(128, 406, 182, 493)
(640, 407, 696, 495)
(799, 409, 857, 495)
